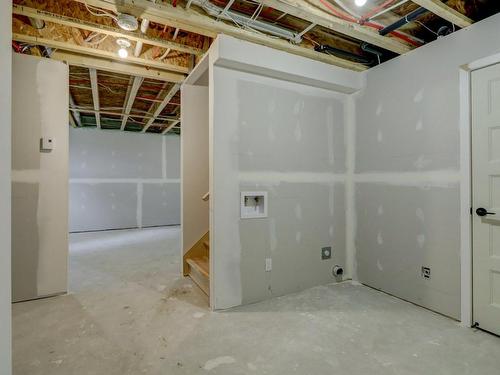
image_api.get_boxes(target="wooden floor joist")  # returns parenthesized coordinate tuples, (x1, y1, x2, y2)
(89, 68, 101, 129)
(121, 76, 143, 130)
(12, 33, 190, 74)
(51, 51, 185, 82)
(142, 83, 181, 133)
(12, 4, 205, 57)
(260, 0, 412, 55)
(411, 0, 473, 28)
(76, 0, 367, 71)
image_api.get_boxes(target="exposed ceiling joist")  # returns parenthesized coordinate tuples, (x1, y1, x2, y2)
(76, 0, 366, 71)
(142, 83, 181, 133)
(121, 76, 143, 130)
(260, 0, 412, 54)
(411, 0, 473, 28)
(12, 33, 190, 74)
(89, 68, 101, 129)
(69, 107, 178, 121)
(162, 120, 180, 135)
(12, 4, 205, 56)
(50, 51, 185, 82)
(69, 94, 82, 127)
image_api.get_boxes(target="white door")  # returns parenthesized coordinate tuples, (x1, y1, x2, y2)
(472, 63, 500, 336)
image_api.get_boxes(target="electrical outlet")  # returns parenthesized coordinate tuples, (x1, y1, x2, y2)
(321, 247, 332, 260)
(421, 266, 431, 279)
(265, 258, 272, 272)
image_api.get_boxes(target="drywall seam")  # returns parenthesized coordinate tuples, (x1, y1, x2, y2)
(69, 178, 180, 183)
(238, 172, 346, 184)
(136, 182, 143, 228)
(162, 136, 167, 179)
(346, 94, 356, 281)
(353, 170, 460, 186)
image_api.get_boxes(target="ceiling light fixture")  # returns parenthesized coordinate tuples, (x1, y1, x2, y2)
(116, 38, 131, 58)
(355, 0, 367, 6)
(116, 13, 139, 31)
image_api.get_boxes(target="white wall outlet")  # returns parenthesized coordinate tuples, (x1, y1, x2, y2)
(241, 191, 268, 219)
(265, 258, 272, 272)
(40, 137, 54, 152)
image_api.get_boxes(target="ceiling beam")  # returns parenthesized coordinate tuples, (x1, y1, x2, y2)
(161, 120, 180, 135)
(69, 94, 82, 127)
(261, 0, 411, 54)
(121, 76, 143, 130)
(12, 4, 205, 56)
(142, 83, 181, 133)
(12, 33, 190, 74)
(411, 0, 473, 28)
(89, 68, 101, 129)
(76, 0, 366, 71)
(49, 51, 184, 82)
(69, 107, 178, 121)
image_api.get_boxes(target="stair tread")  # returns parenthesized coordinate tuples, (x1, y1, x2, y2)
(186, 257, 209, 278)
(203, 241, 209, 250)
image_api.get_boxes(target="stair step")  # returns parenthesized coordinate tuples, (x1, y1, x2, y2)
(203, 241, 209, 251)
(186, 257, 209, 295)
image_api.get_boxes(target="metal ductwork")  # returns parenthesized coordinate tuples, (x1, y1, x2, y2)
(192, 0, 302, 43)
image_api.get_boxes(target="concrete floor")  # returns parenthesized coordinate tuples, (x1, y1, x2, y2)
(13, 227, 500, 375)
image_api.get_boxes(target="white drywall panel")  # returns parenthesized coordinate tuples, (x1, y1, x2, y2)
(70, 128, 164, 179)
(69, 129, 180, 232)
(12, 54, 69, 302)
(212, 35, 364, 94)
(142, 183, 180, 227)
(69, 183, 138, 232)
(181, 85, 209, 255)
(0, 2, 11, 372)
(355, 183, 461, 319)
(354, 13, 500, 319)
(212, 66, 348, 309)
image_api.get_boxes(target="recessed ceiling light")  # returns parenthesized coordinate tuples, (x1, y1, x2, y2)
(355, 0, 367, 6)
(116, 38, 131, 58)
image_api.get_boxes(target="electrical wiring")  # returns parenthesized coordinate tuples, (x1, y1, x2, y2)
(82, 0, 118, 21)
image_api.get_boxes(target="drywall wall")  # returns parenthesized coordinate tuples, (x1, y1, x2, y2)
(181, 84, 209, 255)
(0, 2, 11, 373)
(211, 66, 349, 309)
(11, 54, 68, 302)
(69, 128, 180, 232)
(354, 13, 500, 320)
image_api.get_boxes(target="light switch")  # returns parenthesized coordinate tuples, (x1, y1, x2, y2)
(40, 137, 54, 152)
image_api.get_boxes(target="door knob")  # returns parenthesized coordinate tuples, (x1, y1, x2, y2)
(476, 207, 496, 217)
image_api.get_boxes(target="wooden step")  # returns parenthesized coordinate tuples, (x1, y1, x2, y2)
(203, 241, 209, 252)
(186, 257, 209, 295)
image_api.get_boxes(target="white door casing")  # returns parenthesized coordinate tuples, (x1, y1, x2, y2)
(472, 63, 500, 336)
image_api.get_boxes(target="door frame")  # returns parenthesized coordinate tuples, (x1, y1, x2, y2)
(459, 52, 500, 327)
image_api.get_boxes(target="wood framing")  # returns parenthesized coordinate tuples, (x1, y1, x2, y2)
(77, 0, 366, 71)
(12, 4, 205, 56)
(51, 51, 185, 82)
(162, 120, 180, 135)
(89, 68, 101, 129)
(412, 0, 473, 28)
(121, 76, 143, 130)
(142, 83, 181, 133)
(12, 33, 190, 74)
(260, 0, 412, 54)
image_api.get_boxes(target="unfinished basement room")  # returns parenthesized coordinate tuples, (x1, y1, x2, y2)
(3, 0, 500, 374)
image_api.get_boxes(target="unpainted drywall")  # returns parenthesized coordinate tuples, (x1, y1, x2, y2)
(12, 54, 69, 302)
(212, 66, 348, 309)
(354, 12, 500, 319)
(0, 2, 11, 373)
(69, 128, 180, 232)
(181, 84, 209, 255)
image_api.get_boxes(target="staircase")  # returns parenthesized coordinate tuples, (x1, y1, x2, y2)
(184, 232, 210, 296)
